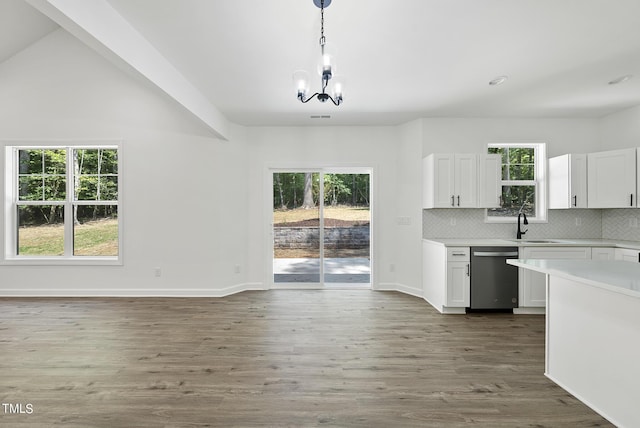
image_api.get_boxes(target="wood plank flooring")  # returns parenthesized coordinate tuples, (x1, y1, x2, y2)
(0, 290, 613, 427)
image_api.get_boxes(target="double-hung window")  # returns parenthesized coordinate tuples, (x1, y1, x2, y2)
(486, 143, 546, 222)
(5, 144, 121, 263)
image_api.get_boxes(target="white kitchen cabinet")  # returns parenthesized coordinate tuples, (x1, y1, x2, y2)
(519, 247, 592, 307)
(591, 247, 615, 260)
(587, 148, 636, 208)
(422, 241, 469, 313)
(614, 248, 640, 263)
(549, 154, 587, 209)
(423, 153, 500, 209)
(478, 154, 502, 208)
(423, 154, 477, 208)
(446, 248, 470, 307)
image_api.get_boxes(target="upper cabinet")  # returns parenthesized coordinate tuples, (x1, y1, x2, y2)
(423, 153, 500, 209)
(587, 148, 637, 208)
(549, 154, 587, 209)
(478, 154, 502, 208)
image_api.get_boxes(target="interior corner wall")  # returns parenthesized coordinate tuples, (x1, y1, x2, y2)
(0, 29, 250, 296)
(393, 120, 423, 296)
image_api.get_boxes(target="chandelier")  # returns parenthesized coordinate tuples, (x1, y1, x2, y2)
(293, 0, 343, 106)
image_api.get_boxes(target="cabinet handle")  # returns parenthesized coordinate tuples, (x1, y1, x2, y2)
(573, 195, 577, 207)
(457, 195, 460, 206)
(452, 252, 466, 256)
(631, 194, 634, 207)
(466, 263, 470, 276)
(451, 195, 455, 206)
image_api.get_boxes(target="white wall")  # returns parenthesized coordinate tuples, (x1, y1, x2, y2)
(3, 27, 639, 298)
(0, 30, 250, 296)
(599, 104, 640, 150)
(244, 125, 422, 291)
(394, 120, 423, 296)
(420, 117, 607, 240)
(421, 117, 601, 157)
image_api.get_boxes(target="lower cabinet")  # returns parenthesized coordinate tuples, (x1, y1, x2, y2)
(519, 247, 592, 307)
(423, 241, 469, 313)
(591, 247, 615, 260)
(446, 248, 470, 307)
(614, 248, 640, 263)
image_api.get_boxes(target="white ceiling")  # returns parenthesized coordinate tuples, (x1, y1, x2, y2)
(5, 0, 640, 127)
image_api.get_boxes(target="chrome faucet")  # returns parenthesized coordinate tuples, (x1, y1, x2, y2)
(516, 200, 528, 239)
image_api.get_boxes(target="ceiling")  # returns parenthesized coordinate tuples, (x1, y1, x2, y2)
(4, 0, 640, 128)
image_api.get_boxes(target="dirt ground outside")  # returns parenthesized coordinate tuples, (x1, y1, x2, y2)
(274, 248, 369, 258)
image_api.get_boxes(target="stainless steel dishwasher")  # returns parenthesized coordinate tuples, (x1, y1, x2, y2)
(470, 247, 519, 310)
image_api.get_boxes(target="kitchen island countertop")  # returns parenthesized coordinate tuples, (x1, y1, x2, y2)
(507, 258, 640, 299)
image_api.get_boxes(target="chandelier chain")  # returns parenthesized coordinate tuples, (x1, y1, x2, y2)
(319, 0, 325, 47)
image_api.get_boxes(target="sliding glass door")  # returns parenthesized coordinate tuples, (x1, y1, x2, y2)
(273, 172, 321, 283)
(322, 173, 370, 285)
(272, 170, 370, 287)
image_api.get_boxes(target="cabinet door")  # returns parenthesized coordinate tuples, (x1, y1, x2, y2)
(447, 261, 470, 307)
(570, 154, 588, 208)
(423, 154, 456, 208)
(550, 154, 588, 209)
(592, 247, 615, 260)
(587, 148, 636, 208)
(454, 154, 477, 208)
(478, 154, 501, 208)
(614, 248, 640, 263)
(520, 247, 592, 307)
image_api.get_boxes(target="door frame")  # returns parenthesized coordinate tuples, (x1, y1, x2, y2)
(264, 164, 375, 289)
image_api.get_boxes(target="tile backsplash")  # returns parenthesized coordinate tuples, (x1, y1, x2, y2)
(423, 209, 602, 239)
(602, 209, 640, 241)
(423, 208, 640, 242)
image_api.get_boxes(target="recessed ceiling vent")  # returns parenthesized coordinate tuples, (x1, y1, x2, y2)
(310, 115, 331, 119)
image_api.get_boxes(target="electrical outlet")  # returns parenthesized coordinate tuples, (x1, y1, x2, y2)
(234, 264, 241, 274)
(450, 218, 456, 226)
(389, 263, 395, 273)
(575, 217, 582, 226)
(397, 216, 411, 226)
(154, 267, 161, 277)
(630, 218, 638, 228)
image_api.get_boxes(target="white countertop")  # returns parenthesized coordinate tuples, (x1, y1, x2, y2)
(423, 238, 640, 249)
(507, 259, 640, 298)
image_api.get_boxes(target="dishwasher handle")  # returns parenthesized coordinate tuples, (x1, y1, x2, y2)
(473, 251, 519, 257)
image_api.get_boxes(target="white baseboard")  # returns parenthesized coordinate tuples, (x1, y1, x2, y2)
(0, 282, 427, 299)
(0, 282, 266, 298)
(376, 282, 423, 298)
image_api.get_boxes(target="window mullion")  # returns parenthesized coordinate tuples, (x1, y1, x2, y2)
(64, 148, 74, 257)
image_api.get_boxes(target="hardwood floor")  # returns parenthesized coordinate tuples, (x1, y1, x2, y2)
(0, 290, 612, 427)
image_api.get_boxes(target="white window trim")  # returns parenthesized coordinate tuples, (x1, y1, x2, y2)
(3, 141, 123, 265)
(485, 142, 547, 224)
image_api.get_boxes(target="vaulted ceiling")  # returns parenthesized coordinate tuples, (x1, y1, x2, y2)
(4, 0, 640, 135)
